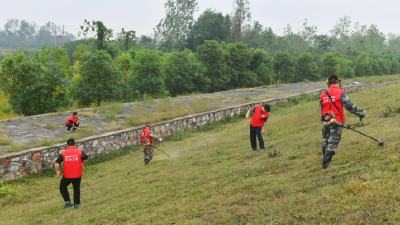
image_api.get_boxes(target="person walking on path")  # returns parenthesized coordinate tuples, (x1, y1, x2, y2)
(246, 104, 270, 152)
(320, 76, 367, 169)
(65, 112, 79, 133)
(141, 123, 159, 165)
(55, 138, 89, 209)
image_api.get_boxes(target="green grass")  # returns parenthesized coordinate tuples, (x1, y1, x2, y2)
(7, 143, 26, 152)
(36, 138, 54, 147)
(0, 133, 12, 145)
(1, 84, 400, 224)
(44, 121, 60, 130)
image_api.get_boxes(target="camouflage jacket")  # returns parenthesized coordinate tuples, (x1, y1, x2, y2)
(319, 92, 367, 119)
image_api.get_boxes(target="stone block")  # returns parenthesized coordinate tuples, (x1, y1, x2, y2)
(164, 131, 168, 137)
(2, 159, 10, 168)
(17, 169, 28, 177)
(11, 157, 20, 162)
(9, 164, 19, 172)
(93, 140, 98, 147)
(161, 126, 166, 133)
(30, 165, 38, 174)
(107, 144, 112, 150)
(3, 173, 16, 181)
(33, 153, 40, 164)
(121, 141, 127, 148)
(39, 162, 47, 170)
(21, 160, 32, 168)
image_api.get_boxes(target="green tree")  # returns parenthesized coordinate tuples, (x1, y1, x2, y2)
(354, 52, 373, 77)
(273, 51, 296, 83)
(5, 61, 68, 115)
(115, 52, 134, 100)
(232, 0, 251, 42)
(390, 59, 400, 74)
(186, 9, 225, 51)
(74, 50, 122, 106)
(296, 52, 318, 82)
(155, 0, 199, 52)
(250, 49, 273, 85)
(227, 42, 257, 88)
(164, 49, 210, 96)
(51, 46, 70, 77)
(130, 49, 165, 97)
(197, 40, 229, 92)
(321, 52, 341, 78)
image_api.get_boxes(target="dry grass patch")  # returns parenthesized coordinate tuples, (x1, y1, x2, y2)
(28, 122, 40, 127)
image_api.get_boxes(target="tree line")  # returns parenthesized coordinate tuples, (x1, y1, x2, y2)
(0, 18, 76, 50)
(1, 0, 400, 116)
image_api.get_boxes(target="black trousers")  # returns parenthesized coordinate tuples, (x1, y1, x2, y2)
(250, 124, 265, 150)
(59, 176, 81, 204)
(66, 122, 79, 131)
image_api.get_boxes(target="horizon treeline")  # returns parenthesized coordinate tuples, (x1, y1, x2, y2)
(0, 18, 76, 50)
(1, 0, 400, 116)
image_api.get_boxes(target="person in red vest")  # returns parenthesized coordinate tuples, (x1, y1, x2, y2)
(320, 76, 367, 169)
(141, 123, 158, 165)
(65, 112, 79, 133)
(55, 138, 89, 209)
(246, 104, 271, 152)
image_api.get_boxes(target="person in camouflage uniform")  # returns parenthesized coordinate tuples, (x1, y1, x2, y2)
(141, 123, 158, 165)
(320, 76, 367, 169)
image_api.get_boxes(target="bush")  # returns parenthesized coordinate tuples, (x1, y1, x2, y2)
(102, 112, 118, 122)
(0, 181, 20, 202)
(125, 115, 140, 126)
(170, 130, 192, 141)
(1, 103, 12, 114)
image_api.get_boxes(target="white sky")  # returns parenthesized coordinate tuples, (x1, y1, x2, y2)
(1, 0, 399, 38)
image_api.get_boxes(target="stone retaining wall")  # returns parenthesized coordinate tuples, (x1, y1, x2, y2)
(1, 81, 398, 180)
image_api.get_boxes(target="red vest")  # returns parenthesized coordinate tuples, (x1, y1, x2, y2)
(61, 147, 83, 178)
(320, 86, 346, 123)
(65, 116, 78, 126)
(141, 127, 153, 147)
(250, 105, 270, 127)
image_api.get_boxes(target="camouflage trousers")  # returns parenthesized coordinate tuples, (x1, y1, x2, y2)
(322, 124, 343, 152)
(143, 146, 154, 161)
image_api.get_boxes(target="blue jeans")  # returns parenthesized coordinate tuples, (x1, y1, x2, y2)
(250, 125, 264, 150)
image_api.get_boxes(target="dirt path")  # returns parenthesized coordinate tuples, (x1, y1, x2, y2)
(0, 82, 328, 153)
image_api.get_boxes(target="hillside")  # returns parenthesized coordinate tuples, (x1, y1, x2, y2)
(0, 83, 399, 224)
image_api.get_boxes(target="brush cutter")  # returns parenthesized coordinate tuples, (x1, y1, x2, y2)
(154, 138, 170, 157)
(323, 118, 384, 146)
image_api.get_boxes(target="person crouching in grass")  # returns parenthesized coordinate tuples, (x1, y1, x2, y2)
(65, 112, 79, 133)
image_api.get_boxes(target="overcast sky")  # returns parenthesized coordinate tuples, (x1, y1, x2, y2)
(1, 0, 399, 38)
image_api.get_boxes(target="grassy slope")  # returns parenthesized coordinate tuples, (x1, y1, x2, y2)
(1, 83, 400, 224)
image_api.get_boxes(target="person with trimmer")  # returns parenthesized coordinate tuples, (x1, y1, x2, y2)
(141, 123, 159, 165)
(246, 104, 270, 152)
(320, 76, 367, 169)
